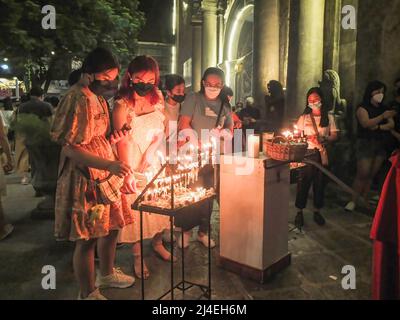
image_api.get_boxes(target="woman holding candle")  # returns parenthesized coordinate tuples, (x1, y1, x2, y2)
(113, 55, 174, 280)
(294, 87, 339, 230)
(50, 48, 135, 300)
(177, 67, 233, 249)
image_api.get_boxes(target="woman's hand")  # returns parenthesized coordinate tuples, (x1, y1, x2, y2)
(109, 128, 130, 145)
(234, 120, 242, 129)
(383, 110, 397, 120)
(107, 161, 132, 178)
(121, 174, 137, 194)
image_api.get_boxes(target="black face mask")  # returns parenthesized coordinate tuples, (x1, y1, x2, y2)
(171, 94, 186, 103)
(132, 82, 154, 97)
(89, 79, 118, 99)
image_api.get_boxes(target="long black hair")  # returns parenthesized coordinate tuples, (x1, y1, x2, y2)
(361, 80, 386, 107)
(302, 87, 329, 128)
(268, 80, 284, 99)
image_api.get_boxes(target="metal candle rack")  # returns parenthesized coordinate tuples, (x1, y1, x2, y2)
(132, 141, 217, 300)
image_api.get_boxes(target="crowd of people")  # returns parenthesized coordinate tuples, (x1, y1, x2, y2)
(0, 46, 399, 300)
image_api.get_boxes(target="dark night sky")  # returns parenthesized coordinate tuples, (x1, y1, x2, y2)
(138, 0, 174, 43)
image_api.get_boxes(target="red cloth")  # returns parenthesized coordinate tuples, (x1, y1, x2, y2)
(370, 151, 400, 300)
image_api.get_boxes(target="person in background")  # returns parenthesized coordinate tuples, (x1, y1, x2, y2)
(0, 97, 14, 133)
(177, 67, 233, 249)
(370, 149, 400, 300)
(51, 47, 135, 300)
(221, 86, 241, 130)
(388, 78, 400, 150)
(265, 80, 285, 134)
(68, 69, 83, 87)
(19, 87, 53, 120)
(0, 119, 14, 241)
(44, 96, 60, 110)
(345, 81, 396, 212)
(114, 55, 174, 280)
(164, 74, 185, 140)
(17, 87, 54, 186)
(295, 87, 339, 230)
(239, 96, 261, 133)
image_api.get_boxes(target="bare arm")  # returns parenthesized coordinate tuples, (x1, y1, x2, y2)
(380, 117, 395, 131)
(113, 102, 137, 192)
(63, 144, 112, 171)
(357, 107, 396, 130)
(63, 144, 131, 178)
(391, 129, 400, 142)
(0, 120, 12, 165)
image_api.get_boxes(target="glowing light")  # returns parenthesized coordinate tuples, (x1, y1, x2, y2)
(172, 0, 177, 36)
(3, 58, 8, 62)
(51, 51, 55, 55)
(226, 4, 253, 86)
(1, 64, 9, 70)
(171, 45, 176, 74)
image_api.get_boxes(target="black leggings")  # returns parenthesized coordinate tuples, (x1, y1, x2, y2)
(174, 165, 214, 233)
(295, 152, 326, 211)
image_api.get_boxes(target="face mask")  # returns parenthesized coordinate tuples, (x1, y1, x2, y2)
(372, 93, 384, 104)
(132, 82, 154, 97)
(171, 94, 186, 103)
(204, 87, 221, 100)
(89, 79, 118, 98)
(308, 102, 322, 110)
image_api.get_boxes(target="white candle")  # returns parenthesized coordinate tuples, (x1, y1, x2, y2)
(247, 134, 260, 158)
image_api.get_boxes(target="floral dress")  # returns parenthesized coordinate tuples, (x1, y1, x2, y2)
(116, 97, 170, 243)
(50, 84, 132, 241)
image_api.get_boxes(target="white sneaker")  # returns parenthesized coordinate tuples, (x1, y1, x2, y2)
(21, 176, 30, 185)
(78, 288, 107, 300)
(95, 267, 135, 289)
(162, 229, 176, 243)
(344, 201, 356, 212)
(197, 234, 216, 249)
(177, 231, 191, 249)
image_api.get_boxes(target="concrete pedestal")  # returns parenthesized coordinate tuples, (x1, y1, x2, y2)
(218, 153, 291, 283)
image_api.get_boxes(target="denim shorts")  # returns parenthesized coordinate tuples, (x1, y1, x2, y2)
(356, 138, 387, 160)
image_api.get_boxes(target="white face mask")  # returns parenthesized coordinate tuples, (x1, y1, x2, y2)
(308, 102, 322, 110)
(372, 93, 384, 104)
(204, 87, 221, 100)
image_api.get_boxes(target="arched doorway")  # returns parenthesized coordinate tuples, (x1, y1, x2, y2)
(221, 1, 254, 104)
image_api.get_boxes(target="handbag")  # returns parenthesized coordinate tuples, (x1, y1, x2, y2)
(310, 114, 329, 166)
(79, 166, 124, 205)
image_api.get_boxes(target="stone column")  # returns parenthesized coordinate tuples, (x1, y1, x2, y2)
(288, 0, 326, 119)
(202, 0, 218, 71)
(253, 0, 280, 118)
(324, 0, 342, 72)
(191, 1, 203, 92)
(217, 3, 226, 65)
(340, 0, 358, 135)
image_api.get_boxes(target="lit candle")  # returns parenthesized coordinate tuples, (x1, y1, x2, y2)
(247, 134, 260, 158)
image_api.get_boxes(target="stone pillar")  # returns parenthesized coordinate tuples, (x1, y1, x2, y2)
(253, 0, 280, 118)
(324, 0, 342, 72)
(339, 0, 358, 135)
(191, 1, 203, 92)
(217, 2, 226, 65)
(202, 0, 218, 71)
(288, 0, 326, 119)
